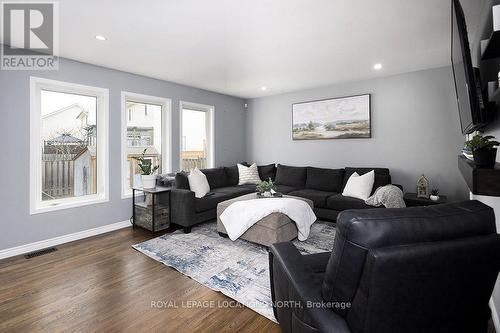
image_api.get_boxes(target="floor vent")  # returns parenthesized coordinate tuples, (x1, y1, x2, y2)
(25, 247, 58, 259)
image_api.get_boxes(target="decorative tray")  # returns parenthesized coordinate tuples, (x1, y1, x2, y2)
(256, 192, 283, 198)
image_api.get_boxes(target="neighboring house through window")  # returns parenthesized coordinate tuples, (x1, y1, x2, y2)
(30, 77, 109, 214)
(121, 92, 171, 198)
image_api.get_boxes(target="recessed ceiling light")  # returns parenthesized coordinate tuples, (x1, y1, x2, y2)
(373, 63, 382, 70)
(261, 86, 267, 91)
(95, 35, 107, 41)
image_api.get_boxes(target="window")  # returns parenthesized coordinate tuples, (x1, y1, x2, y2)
(180, 101, 214, 171)
(30, 77, 109, 214)
(121, 92, 171, 198)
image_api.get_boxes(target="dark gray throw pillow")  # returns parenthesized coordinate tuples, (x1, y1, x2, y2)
(200, 167, 228, 189)
(306, 167, 344, 193)
(224, 165, 239, 186)
(174, 171, 190, 190)
(274, 164, 307, 188)
(258, 164, 277, 182)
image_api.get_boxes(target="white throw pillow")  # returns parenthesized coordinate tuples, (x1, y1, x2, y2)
(237, 163, 261, 185)
(342, 170, 375, 200)
(188, 168, 210, 198)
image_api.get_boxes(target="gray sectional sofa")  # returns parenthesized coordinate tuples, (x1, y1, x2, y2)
(168, 163, 397, 233)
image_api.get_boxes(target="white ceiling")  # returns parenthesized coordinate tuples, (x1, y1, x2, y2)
(15, 0, 489, 98)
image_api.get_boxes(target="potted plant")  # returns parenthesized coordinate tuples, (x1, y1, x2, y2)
(430, 189, 440, 201)
(132, 148, 160, 189)
(256, 178, 277, 197)
(465, 135, 499, 168)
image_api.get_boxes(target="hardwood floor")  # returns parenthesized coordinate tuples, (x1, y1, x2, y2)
(1, 227, 497, 333)
(0, 227, 281, 333)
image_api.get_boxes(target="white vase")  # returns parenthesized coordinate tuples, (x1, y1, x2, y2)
(142, 175, 157, 189)
(263, 191, 272, 197)
(430, 195, 440, 201)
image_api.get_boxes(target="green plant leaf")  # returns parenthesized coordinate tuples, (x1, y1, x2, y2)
(465, 134, 499, 151)
(256, 178, 277, 193)
(132, 148, 160, 175)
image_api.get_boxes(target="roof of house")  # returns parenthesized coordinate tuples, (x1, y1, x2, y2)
(73, 146, 97, 160)
(42, 103, 86, 119)
(46, 133, 82, 144)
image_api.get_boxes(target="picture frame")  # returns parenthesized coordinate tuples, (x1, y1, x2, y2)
(292, 94, 371, 140)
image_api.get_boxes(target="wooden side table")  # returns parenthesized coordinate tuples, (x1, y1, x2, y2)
(132, 186, 171, 234)
(404, 193, 447, 207)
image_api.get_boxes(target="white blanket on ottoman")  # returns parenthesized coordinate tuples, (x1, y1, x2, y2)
(219, 198, 317, 241)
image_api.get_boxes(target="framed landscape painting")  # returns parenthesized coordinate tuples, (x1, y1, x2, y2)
(292, 94, 371, 140)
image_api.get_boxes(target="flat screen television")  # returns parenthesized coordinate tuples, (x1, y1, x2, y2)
(451, 0, 488, 134)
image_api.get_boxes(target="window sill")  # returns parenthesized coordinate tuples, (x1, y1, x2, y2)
(30, 196, 109, 215)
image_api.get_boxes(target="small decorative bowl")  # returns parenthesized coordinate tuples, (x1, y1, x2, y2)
(430, 195, 440, 201)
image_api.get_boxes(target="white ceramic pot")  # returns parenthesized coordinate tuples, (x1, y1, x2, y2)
(430, 195, 440, 201)
(142, 175, 157, 189)
(263, 191, 272, 197)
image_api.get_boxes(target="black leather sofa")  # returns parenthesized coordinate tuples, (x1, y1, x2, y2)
(269, 200, 500, 333)
(168, 163, 397, 233)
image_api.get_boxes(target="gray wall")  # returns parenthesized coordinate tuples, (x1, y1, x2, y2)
(246, 66, 469, 201)
(0, 57, 245, 250)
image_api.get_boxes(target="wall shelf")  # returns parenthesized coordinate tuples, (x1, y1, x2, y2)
(481, 30, 500, 60)
(490, 86, 500, 102)
(458, 155, 500, 196)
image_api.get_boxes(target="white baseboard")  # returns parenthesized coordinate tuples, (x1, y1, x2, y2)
(0, 220, 131, 260)
(491, 298, 500, 333)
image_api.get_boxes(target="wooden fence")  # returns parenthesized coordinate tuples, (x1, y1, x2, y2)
(42, 159, 74, 199)
(181, 157, 207, 171)
(41, 155, 206, 199)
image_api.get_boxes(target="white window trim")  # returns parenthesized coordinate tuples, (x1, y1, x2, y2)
(29, 77, 109, 215)
(179, 101, 215, 171)
(121, 91, 172, 199)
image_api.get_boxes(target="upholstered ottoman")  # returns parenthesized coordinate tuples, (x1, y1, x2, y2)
(216, 193, 314, 247)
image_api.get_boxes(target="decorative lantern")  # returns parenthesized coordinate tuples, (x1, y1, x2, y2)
(417, 174, 429, 199)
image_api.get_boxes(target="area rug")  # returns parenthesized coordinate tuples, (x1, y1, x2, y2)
(132, 221, 336, 322)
